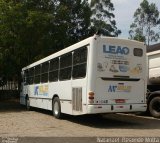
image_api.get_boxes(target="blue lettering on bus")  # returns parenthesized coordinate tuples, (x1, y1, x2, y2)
(103, 45, 129, 55)
(108, 85, 117, 92)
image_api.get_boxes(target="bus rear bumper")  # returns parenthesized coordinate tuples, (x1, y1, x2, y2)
(87, 104, 147, 114)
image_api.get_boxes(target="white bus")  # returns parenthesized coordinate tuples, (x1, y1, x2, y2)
(20, 35, 147, 118)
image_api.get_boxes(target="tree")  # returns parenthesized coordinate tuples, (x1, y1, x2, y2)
(52, 0, 92, 48)
(0, 0, 92, 81)
(0, 0, 120, 83)
(129, 0, 160, 46)
(0, 0, 56, 80)
(90, 0, 121, 36)
(0, 0, 25, 80)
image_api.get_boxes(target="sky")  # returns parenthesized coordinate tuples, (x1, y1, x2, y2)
(111, 0, 160, 42)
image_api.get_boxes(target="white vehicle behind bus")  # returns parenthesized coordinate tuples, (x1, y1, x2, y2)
(20, 35, 147, 118)
(147, 50, 160, 118)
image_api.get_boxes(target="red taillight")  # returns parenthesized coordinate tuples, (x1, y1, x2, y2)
(88, 91, 94, 96)
(116, 106, 124, 108)
(89, 96, 94, 100)
(88, 91, 94, 103)
(115, 99, 126, 103)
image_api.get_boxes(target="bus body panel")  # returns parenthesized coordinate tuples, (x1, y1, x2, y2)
(95, 78, 145, 104)
(86, 37, 147, 113)
(96, 38, 146, 79)
(71, 78, 88, 115)
(148, 50, 160, 84)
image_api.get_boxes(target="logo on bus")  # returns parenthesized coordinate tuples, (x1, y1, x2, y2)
(103, 45, 129, 55)
(34, 85, 48, 96)
(108, 84, 131, 93)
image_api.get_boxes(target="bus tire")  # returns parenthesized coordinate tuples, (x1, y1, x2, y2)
(52, 97, 62, 119)
(26, 96, 31, 111)
(149, 96, 160, 118)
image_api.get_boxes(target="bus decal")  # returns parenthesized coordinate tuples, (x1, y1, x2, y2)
(34, 85, 48, 96)
(130, 64, 142, 75)
(97, 62, 108, 72)
(109, 65, 119, 73)
(108, 84, 131, 93)
(103, 45, 129, 55)
(111, 60, 129, 65)
(119, 65, 129, 72)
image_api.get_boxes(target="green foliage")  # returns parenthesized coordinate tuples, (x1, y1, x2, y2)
(90, 0, 121, 36)
(129, 0, 160, 45)
(0, 0, 120, 81)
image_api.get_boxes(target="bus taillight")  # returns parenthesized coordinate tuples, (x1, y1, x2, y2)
(89, 96, 94, 100)
(88, 91, 94, 103)
(88, 91, 94, 99)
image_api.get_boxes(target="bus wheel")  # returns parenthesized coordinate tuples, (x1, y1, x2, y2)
(149, 96, 160, 118)
(26, 96, 31, 111)
(52, 97, 62, 119)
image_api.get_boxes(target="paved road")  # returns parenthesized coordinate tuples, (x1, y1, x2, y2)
(0, 100, 160, 143)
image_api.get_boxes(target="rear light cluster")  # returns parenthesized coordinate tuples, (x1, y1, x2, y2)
(88, 91, 94, 103)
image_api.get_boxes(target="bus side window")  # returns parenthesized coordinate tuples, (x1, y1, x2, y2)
(59, 53, 72, 81)
(28, 68, 34, 85)
(49, 58, 59, 82)
(24, 70, 29, 85)
(41, 62, 49, 83)
(34, 65, 41, 84)
(72, 47, 87, 79)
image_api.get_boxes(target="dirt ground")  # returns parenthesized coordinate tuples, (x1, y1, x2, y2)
(0, 100, 160, 138)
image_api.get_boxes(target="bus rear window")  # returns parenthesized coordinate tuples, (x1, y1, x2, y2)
(134, 48, 143, 57)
